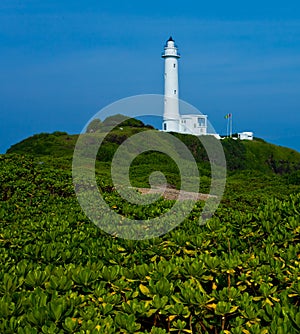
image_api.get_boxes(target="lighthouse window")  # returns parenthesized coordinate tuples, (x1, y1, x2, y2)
(164, 123, 167, 130)
(198, 117, 205, 127)
(173, 63, 176, 68)
(174, 90, 176, 94)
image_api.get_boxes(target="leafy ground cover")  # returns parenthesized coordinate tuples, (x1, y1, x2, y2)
(1, 153, 300, 333)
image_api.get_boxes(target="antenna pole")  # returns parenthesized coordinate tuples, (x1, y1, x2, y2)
(226, 117, 229, 137)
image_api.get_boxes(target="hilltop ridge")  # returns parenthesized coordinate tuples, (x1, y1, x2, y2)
(6, 119, 300, 178)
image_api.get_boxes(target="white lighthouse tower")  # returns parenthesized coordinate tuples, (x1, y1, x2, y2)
(161, 37, 215, 137)
(162, 36, 180, 132)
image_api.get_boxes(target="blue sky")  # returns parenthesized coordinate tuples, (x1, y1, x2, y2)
(1, 0, 300, 152)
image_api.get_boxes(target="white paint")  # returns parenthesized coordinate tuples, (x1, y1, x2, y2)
(162, 37, 180, 132)
(238, 132, 254, 140)
(161, 37, 211, 136)
(179, 114, 207, 136)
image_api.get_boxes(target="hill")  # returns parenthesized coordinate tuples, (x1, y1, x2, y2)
(6, 120, 300, 177)
(6, 131, 78, 158)
(2, 117, 300, 332)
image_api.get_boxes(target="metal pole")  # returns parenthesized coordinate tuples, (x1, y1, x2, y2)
(227, 117, 229, 137)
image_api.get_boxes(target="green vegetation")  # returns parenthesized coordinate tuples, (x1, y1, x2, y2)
(7, 132, 78, 158)
(7, 121, 300, 177)
(1, 119, 300, 333)
(86, 119, 103, 133)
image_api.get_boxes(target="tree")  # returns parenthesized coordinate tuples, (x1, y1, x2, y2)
(86, 119, 102, 133)
(102, 114, 145, 128)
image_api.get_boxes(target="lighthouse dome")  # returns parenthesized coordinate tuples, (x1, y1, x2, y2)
(166, 36, 175, 47)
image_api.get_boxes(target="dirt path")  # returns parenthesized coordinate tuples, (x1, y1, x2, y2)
(136, 186, 214, 201)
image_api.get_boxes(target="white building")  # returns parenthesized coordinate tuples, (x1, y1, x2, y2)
(179, 114, 208, 136)
(161, 37, 211, 137)
(238, 132, 253, 140)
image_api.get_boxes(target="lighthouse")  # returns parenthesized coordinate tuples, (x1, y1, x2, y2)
(162, 36, 180, 132)
(161, 37, 214, 137)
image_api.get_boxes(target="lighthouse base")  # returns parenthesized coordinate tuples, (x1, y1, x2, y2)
(163, 114, 210, 136)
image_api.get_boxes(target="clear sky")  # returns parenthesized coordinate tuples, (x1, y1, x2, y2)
(1, 0, 300, 153)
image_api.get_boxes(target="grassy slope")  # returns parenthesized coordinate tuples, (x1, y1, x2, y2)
(242, 139, 300, 173)
(6, 132, 79, 158)
(6, 128, 300, 176)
